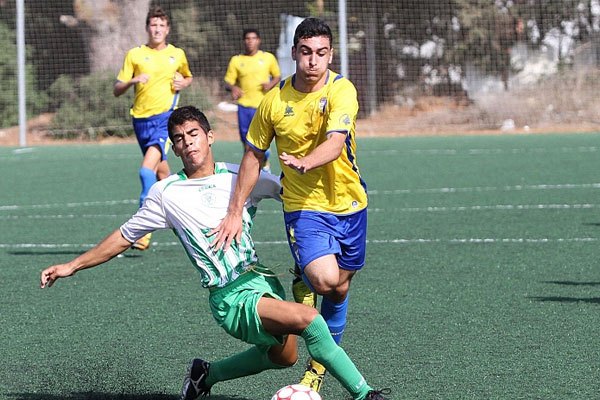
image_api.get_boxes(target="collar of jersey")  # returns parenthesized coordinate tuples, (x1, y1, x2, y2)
(176, 162, 230, 181)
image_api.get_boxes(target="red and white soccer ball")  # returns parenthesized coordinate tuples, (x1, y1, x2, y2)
(271, 384, 322, 400)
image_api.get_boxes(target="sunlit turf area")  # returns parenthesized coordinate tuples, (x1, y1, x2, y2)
(2, 132, 600, 399)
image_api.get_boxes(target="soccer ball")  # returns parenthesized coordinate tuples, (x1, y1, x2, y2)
(271, 384, 322, 400)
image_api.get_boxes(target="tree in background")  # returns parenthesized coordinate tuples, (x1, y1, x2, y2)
(0, 0, 89, 91)
(2, 0, 599, 133)
(0, 22, 48, 128)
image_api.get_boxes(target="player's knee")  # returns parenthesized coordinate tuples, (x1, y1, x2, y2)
(309, 275, 339, 295)
(293, 303, 320, 331)
(303, 305, 320, 324)
(330, 284, 350, 303)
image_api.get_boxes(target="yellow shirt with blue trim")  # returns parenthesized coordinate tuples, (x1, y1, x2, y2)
(224, 50, 281, 109)
(247, 70, 367, 214)
(116, 44, 192, 119)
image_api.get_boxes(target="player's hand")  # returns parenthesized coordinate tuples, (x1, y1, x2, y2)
(132, 74, 150, 85)
(261, 82, 270, 91)
(172, 72, 185, 91)
(280, 152, 308, 174)
(231, 86, 243, 100)
(40, 263, 76, 289)
(207, 211, 243, 252)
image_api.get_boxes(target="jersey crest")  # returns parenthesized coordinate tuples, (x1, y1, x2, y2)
(284, 105, 295, 117)
(319, 97, 327, 112)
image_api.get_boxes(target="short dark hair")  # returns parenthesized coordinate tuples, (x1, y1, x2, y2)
(146, 5, 169, 26)
(168, 106, 212, 143)
(243, 28, 260, 40)
(293, 17, 332, 48)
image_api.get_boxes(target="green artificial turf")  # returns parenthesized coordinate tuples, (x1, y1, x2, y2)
(2, 133, 600, 399)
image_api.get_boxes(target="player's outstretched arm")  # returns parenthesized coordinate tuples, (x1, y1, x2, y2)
(40, 229, 133, 288)
(208, 146, 264, 251)
(280, 131, 347, 174)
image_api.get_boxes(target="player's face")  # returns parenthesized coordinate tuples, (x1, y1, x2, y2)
(244, 32, 260, 55)
(171, 120, 215, 175)
(292, 36, 333, 92)
(146, 17, 170, 47)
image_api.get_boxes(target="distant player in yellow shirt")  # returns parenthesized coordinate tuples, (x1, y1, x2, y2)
(224, 28, 280, 171)
(211, 18, 370, 395)
(114, 5, 193, 250)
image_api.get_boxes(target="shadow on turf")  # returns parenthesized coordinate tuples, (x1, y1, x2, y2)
(542, 280, 600, 286)
(527, 296, 600, 304)
(7, 393, 247, 400)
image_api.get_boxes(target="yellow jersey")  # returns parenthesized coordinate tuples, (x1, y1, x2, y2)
(117, 44, 192, 118)
(247, 70, 367, 214)
(224, 50, 281, 109)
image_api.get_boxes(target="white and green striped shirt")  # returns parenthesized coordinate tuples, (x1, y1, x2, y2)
(120, 162, 281, 288)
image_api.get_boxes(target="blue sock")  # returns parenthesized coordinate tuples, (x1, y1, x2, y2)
(321, 295, 349, 345)
(265, 149, 271, 162)
(139, 167, 156, 207)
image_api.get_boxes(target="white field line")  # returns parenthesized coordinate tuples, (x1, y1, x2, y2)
(367, 182, 600, 195)
(2, 181, 600, 212)
(2, 203, 600, 220)
(2, 145, 598, 160)
(0, 214, 131, 220)
(2, 203, 599, 220)
(361, 146, 600, 156)
(1, 237, 598, 249)
(0, 199, 138, 211)
(369, 203, 600, 212)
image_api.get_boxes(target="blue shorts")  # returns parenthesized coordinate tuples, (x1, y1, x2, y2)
(284, 208, 367, 272)
(132, 110, 172, 161)
(237, 105, 257, 143)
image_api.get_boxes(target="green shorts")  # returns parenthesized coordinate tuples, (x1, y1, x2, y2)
(209, 266, 286, 348)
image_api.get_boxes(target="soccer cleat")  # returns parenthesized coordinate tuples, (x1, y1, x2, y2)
(290, 264, 317, 308)
(131, 233, 152, 251)
(181, 358, 211, 400)
(364, 388, 392, 400)
(299, 357, 326, 393)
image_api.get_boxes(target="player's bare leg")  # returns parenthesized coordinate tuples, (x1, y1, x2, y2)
(156, 159, 171, 180)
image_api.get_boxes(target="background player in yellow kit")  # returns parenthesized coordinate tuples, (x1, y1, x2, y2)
(114, 5, 193, 250)
(224, 28, 280, 171)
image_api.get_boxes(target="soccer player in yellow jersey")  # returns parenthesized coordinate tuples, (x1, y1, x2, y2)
(114, 5, 193, 251)
(224, 28, 281, 171)
(211, 18, 368, 394)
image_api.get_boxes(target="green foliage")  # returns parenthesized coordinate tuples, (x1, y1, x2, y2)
(171, 4, 221, 65)
(182, 78, 214, 112)
(47, 70, 213, 140)
(0, 22, 48, 129)
(47, 70, 132, 139)
(454, 0, 518, 75)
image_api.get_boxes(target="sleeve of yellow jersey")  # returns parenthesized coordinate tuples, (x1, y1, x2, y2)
(326, 78, 359, 134)
(246, 89, 276, 152)
(223, 56, 238, 86)
(268, 53, 281, 79)
(116, 49, 135, 82)
(177, 49, 193, 78)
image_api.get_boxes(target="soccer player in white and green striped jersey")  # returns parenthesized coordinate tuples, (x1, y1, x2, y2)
(39, 106, 390, 400)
